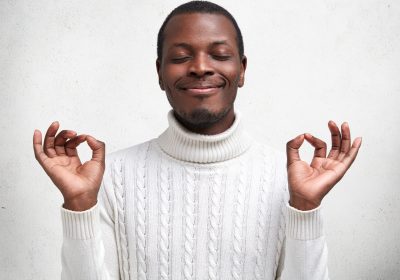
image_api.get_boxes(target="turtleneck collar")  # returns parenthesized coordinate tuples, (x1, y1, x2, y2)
(156, 110, 253, 163)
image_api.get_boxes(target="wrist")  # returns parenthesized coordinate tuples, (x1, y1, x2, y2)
(289, 196, 321, 211)
(63, 195, 97, 212)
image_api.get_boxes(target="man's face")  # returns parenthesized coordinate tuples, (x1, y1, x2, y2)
(156, 13, 247, 130)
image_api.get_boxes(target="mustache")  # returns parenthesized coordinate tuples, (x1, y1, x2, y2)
(176, 78, 226, 90)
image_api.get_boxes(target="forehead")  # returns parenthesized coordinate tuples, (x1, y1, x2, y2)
(163, 13, 238, 46)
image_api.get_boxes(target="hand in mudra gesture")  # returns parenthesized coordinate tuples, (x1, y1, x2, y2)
(286, 121, 362, 211)
(33, 121, 105, 211)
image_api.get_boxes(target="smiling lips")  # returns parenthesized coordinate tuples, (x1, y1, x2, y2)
(178, 82, 225, 96)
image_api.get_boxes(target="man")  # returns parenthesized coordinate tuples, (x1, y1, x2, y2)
(33, 1, 361, 279)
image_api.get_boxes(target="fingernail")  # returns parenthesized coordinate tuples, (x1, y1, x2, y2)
(354, 137, 362, 146)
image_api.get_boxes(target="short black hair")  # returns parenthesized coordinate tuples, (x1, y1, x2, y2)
(157, 1, 244, 60)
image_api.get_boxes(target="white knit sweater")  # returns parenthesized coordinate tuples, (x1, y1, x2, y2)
(60, 111, 329, 280)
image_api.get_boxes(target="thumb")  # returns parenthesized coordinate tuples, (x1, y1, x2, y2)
(286, 134, 305, 167)
(86, 135, 105, 165)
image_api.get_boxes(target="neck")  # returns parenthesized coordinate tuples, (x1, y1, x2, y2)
(173, 108, 235, 135)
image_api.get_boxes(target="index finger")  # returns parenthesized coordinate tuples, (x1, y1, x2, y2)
(86, 135, 105, 165)
(286, 134, 305, 167)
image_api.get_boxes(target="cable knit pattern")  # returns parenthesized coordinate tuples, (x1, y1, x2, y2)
(273, 187, 289, 279)
(207, 168, 225, 280)
(112, 158, 130, 280)
(254, 149, 275, 280)
(158, 156, 172, 280)
(182, 166, 199, 280)
(135, 143, 150, 280)
(231, 161, 248, 280)
(60, 110, 329, 280)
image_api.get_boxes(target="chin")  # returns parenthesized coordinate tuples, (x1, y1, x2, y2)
(174, 107, 231, 129)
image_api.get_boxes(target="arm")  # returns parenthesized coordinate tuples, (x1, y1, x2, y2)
(276, 121, 361, 279)
(33, 122, 119, 279)
(276, 205, 329, 280)
(61, 179, 120, 280)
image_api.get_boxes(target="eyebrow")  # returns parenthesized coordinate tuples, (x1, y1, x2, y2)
(170, 40, 230, 50)
(210, 40, 229, 46)
(171, 43, 193, 49)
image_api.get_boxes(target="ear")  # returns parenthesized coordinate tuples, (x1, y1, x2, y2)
(238, 55, 247, 88)
(156, 58, 165, 91)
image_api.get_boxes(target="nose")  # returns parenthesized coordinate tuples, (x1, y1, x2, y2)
(188, 53, 214, 77)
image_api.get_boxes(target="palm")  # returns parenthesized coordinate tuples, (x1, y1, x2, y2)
(33, 121, 105, 210)
(46, 155, 102, 200)
(286, 121, 362, 210)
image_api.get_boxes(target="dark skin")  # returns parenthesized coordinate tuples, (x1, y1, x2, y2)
(156, 13, 246, 135)
(33, 12, 361, 211)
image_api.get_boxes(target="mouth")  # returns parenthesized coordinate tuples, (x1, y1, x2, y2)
(178, 83, 225, 96)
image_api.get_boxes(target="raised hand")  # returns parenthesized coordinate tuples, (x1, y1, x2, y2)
(33, 121, 105, 211)
(286, 121, 362, 211)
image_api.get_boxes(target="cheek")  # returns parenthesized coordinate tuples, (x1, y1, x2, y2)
(161, 65, 185, 85)
(218, 63, 242, 86)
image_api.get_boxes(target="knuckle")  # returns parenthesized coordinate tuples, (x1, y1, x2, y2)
(58, 130, 69, 137)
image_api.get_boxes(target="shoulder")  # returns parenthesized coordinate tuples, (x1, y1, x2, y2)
(250, 142, 288, 194)
(99, 139, 156, 207)
(250, 141, 286, 168)
(104, 139, 156, 167)
(101, 139, 156, 187)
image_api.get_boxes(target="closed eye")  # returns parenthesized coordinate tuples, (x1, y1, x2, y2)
(212, 55, 231, 61)
(171, 56, 191, 63)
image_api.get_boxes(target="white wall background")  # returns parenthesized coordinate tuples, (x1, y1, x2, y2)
(1, 0, 399, 279)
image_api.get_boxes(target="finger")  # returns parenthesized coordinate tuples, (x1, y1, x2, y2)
(327, 120, 341, 159)
(342, 137, 362, 168)
(304, 133, 327, 168)
(286, 134, 305, 167)
(43, 121, 59, 158)
(33, 129, 50, 167)
(65, 134, 87, 157)
(86, 135, 105, 165)
(339, 122, 351, 156)
(54, 130, 77, 156)
(304, 133, 327, 158)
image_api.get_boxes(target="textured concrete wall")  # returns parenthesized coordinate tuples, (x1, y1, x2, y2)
(1, 0, 399, 279)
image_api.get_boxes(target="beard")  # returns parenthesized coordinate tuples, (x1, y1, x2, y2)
(173, 106, 232, 131)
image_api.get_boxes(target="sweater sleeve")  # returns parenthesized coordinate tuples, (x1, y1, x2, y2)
(60, 177, 120, 279)
(276, 204, 329, 280)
